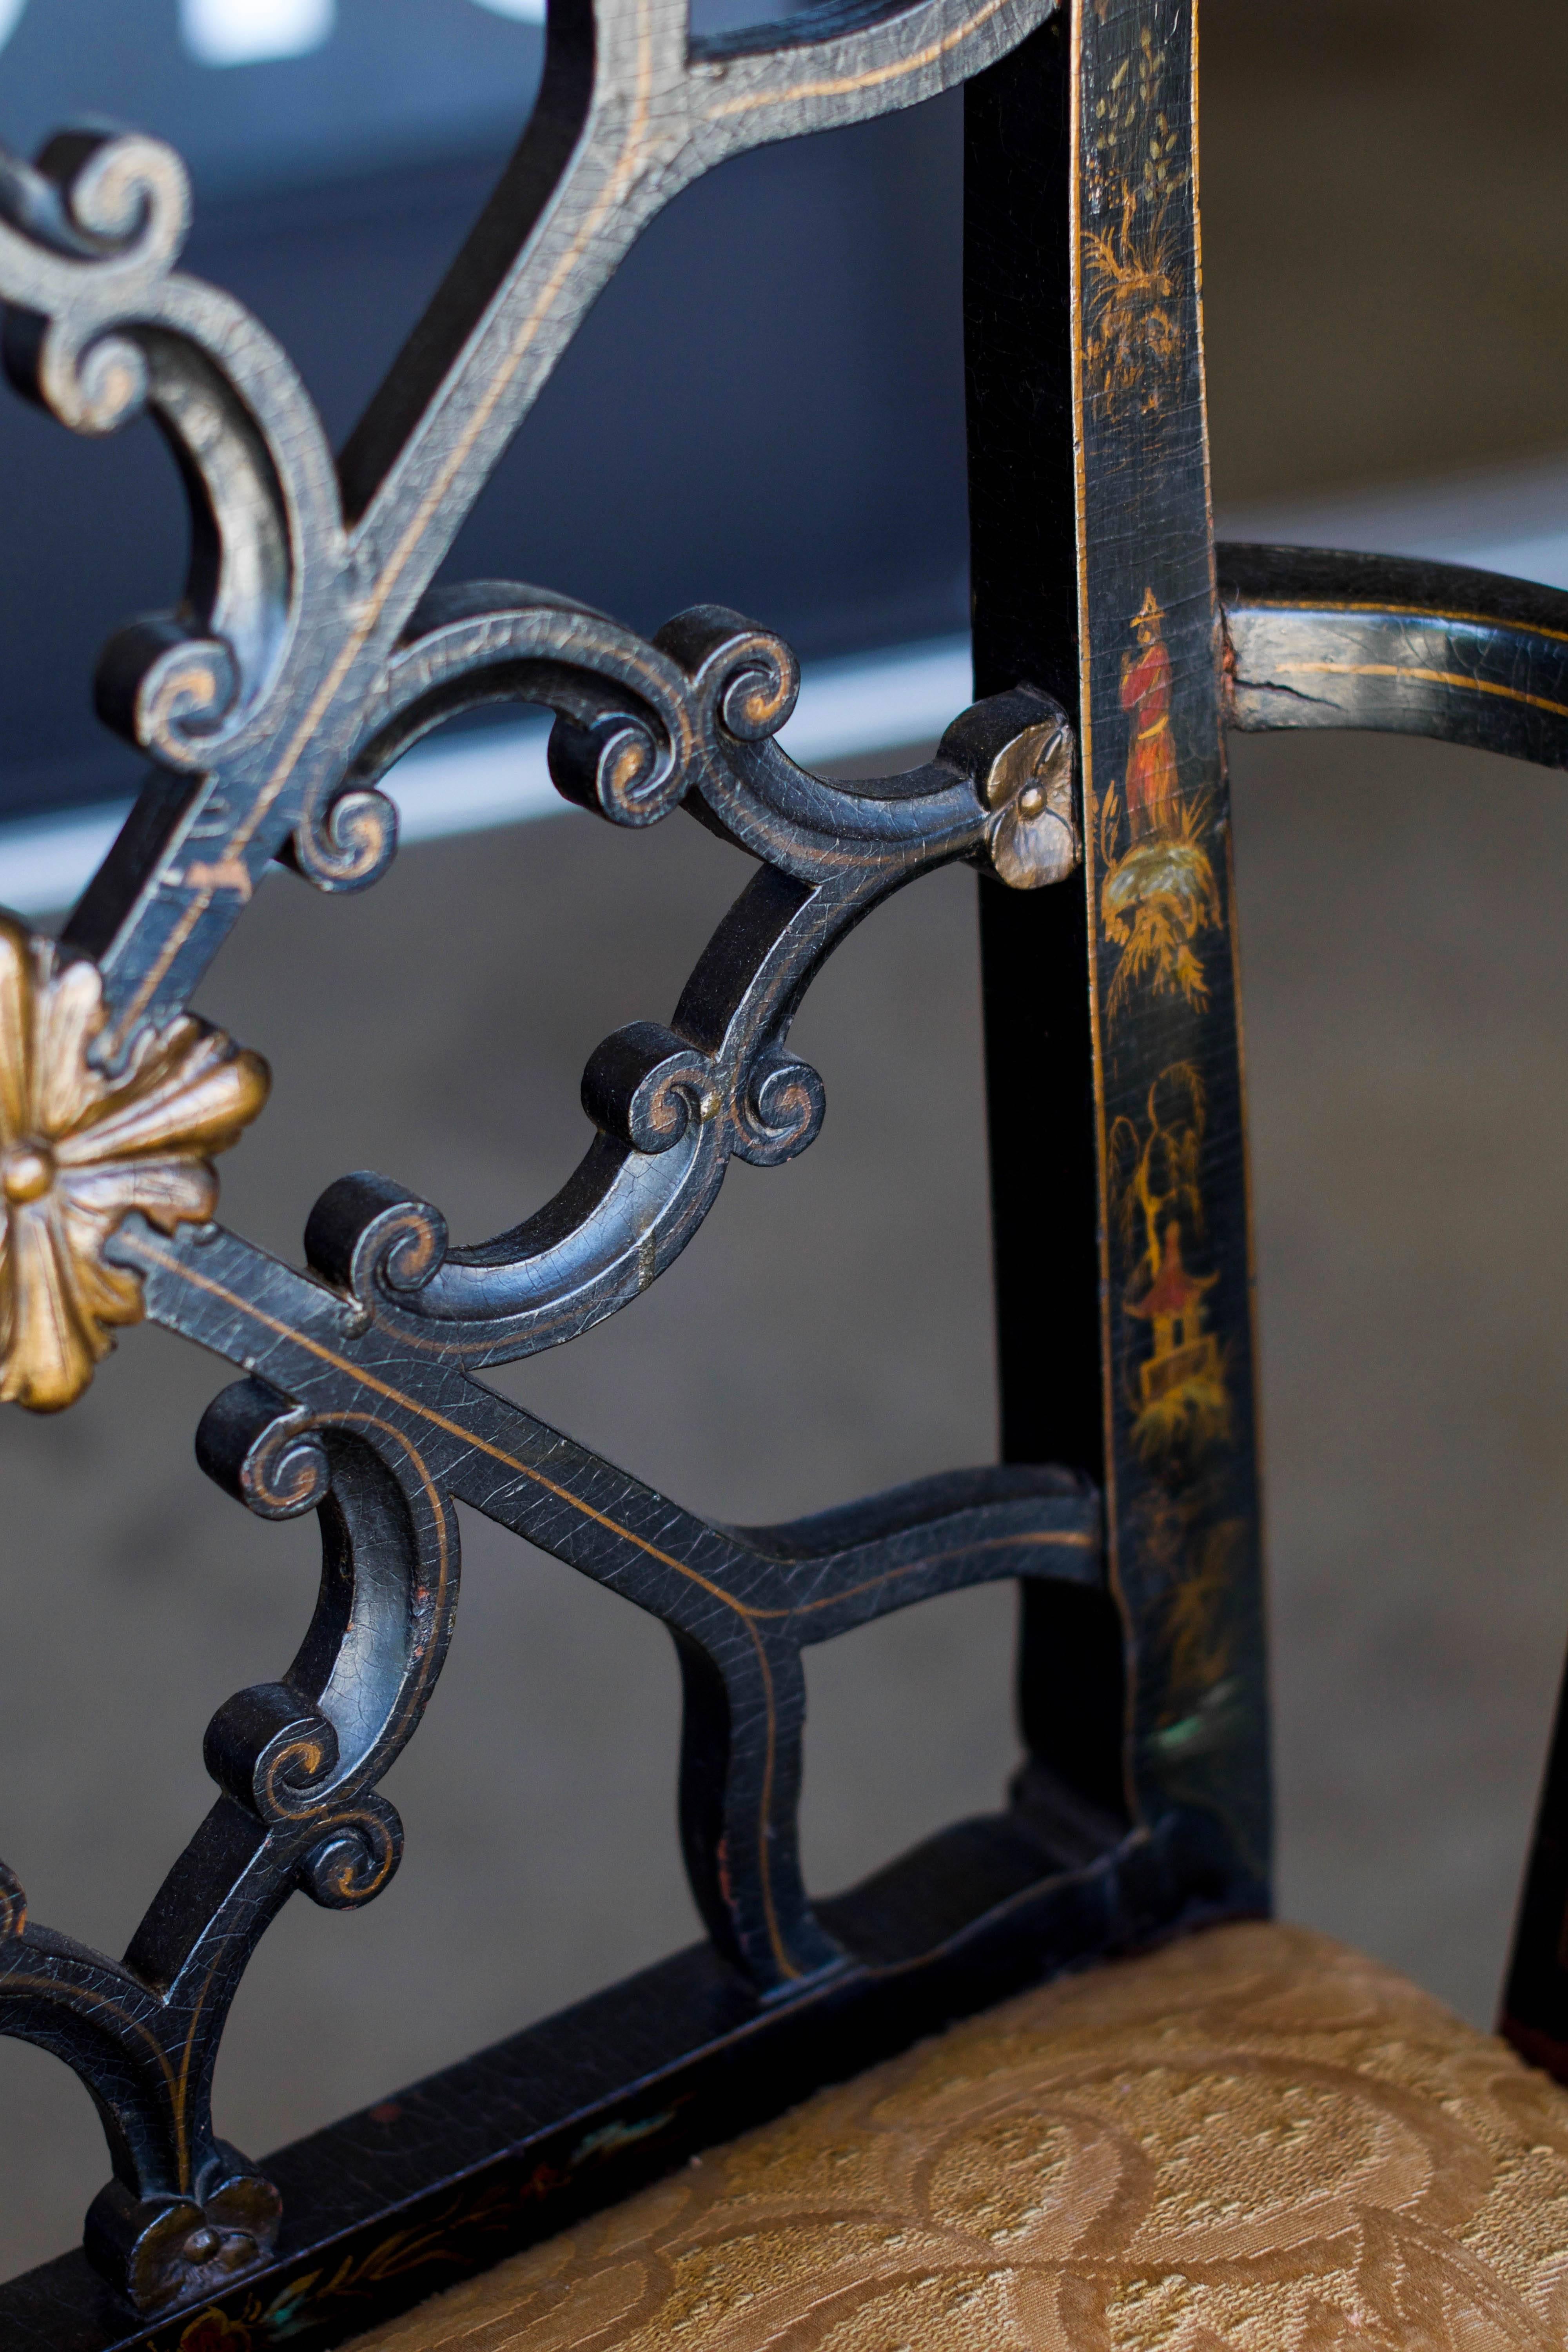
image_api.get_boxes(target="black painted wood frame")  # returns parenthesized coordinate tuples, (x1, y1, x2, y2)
(3, 2, 1568, 2347)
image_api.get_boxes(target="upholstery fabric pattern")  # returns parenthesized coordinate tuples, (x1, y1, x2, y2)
(347, 1922, 1568, 2350)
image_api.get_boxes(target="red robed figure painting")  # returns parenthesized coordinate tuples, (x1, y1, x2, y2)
(1121, 585, 1178, 839)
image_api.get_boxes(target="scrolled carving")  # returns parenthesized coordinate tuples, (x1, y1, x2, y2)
(202, 1686, 406, 1911)
(203, 1681, 342, 1822)
(0, 0, 1058, 1056)
(303, 1170, 449, 1303)
(732, 1045, 827, 1167)
(84, 332, 305, 786)
(580, 1019, 824, 1173)
(717, 648, 797, 743)
(39, 319, 148, 437)
(582, 1022, 715, 1153)
(342, 592, 813, 860)
(0, 1385, 456, 2303)
(193, 1381, 461, 1807)
(31, 127, 190, 268)
(299, 1796, 404, 1911)
(300, 687, 1080, 1369)
(656, 603, 802, 744)
(0, 914, 268, 1410)
(548, 702, 686, 827)
(196, 1381, 332, 1517)
(205, 1669, 405, 1905)
(191, 1401, 440, 1918)
(0, 129, 192, 432)
(94, 618, 241, 772)
(284, 780, 401, 894)
(350, 586, 712, 838)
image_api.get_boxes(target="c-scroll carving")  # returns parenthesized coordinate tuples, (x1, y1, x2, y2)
(305, 685, 1077, 1366)
(0, 1398, 456, 2313)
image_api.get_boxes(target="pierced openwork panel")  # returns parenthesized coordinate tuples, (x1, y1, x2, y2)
(6, 0, 1568, 2346)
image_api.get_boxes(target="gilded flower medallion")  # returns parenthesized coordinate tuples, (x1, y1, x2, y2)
(0, 913, 268, 1410)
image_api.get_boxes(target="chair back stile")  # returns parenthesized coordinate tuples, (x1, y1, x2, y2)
(969, 1, 1268, 1902)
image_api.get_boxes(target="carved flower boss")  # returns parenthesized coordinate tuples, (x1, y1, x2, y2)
(0, 914, 268, 1410)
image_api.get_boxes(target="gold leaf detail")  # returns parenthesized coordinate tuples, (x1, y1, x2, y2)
(983, 719, 1080, 889)
(0, 915, 269, 1411)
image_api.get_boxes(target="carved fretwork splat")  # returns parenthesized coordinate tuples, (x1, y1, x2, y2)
(0, 0, 1132, 2326)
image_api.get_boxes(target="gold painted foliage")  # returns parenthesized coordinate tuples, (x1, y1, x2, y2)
(1083, 179, 1181, 422)
(1100, 792, 1221, 1015)
(0, 915, 269, 1411)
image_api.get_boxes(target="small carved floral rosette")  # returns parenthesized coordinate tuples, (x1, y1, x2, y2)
(0, 914, 268, 1410)
(984, 715, 1080, 887)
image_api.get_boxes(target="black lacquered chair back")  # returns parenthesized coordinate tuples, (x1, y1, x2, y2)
(2, 4, 1568, 2347)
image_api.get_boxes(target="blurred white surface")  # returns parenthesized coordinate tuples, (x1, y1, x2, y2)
(180, 0, 336, 65)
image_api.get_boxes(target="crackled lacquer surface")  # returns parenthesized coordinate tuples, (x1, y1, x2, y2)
(11, 0, 1568, 2339)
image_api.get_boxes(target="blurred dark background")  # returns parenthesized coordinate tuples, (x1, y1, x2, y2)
(5, 0, 1568, 2289)
(3, 0, 1568, 818)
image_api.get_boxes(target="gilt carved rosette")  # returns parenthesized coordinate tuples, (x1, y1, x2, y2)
(0, 915, 267, 1409)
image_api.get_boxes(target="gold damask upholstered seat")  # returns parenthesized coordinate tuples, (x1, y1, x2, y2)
(347, 1923, 1568, 2352)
